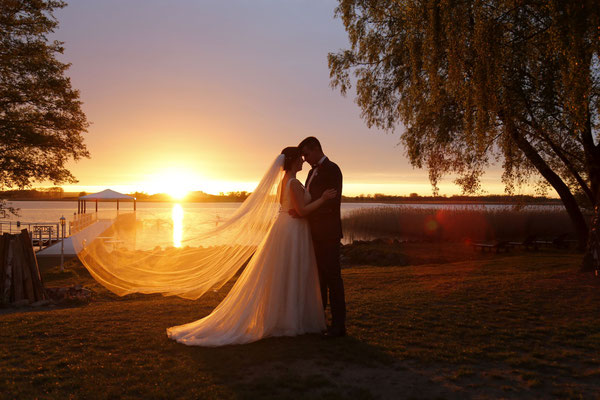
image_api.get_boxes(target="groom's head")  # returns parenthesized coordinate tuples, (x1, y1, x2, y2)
(299, 137, 324, 166)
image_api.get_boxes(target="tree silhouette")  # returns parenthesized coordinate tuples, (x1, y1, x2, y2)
(329, 0, 600, 266)
(1, 0, 89, 193)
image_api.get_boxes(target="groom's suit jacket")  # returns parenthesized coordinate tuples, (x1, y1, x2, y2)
(305, 157, 343, 241)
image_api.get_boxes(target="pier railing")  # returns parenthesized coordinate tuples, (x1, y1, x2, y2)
(70, 212, 97, 234)
(0, 222, 61, 251)
(0, 211, 101, 252)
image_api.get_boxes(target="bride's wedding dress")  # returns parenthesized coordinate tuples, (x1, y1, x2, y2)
(166, 178, 326, 346)
(71, 154, 324, 346)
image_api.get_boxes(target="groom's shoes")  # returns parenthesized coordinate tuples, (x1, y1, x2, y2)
(322, 326, 346, 338)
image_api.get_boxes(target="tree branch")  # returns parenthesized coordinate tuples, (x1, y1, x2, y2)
(519, 96, 594, 201)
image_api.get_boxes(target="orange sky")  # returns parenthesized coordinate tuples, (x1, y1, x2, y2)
(46, 0, 523, 198)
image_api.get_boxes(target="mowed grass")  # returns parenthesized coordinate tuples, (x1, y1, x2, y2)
(1, 244, 600, 399)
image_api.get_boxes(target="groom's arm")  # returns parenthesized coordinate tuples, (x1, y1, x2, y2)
(322, 164, 342, 210)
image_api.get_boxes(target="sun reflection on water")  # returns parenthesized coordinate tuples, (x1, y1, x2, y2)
(172, 203, 183, 247)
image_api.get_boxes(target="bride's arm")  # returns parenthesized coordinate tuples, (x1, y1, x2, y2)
(289, 180, 336, 217)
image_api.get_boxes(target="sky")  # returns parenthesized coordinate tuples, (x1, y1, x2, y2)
(49, 0, 512, 197)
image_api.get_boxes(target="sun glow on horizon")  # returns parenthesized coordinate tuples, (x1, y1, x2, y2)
(168, 187, 188, 200)
(55, 166, 546, 198)
(145, 168, 201, 200)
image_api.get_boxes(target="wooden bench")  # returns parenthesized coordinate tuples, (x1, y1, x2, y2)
(534, 233, 570, 249)
(471, 240, 510, 253)
(508, 235, 539, 251)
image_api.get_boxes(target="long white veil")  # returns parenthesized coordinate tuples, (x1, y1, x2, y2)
(71, 155, 286, 299)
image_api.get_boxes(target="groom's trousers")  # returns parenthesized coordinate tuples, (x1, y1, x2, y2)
(313, 239, 346, 329)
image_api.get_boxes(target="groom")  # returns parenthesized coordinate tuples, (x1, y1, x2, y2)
(298, 137, 346, 337)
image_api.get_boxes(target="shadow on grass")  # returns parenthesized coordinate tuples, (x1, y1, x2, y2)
(168, 333, 437, 399)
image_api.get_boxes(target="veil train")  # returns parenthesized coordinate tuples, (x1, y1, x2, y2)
(71, 155, 286, 300)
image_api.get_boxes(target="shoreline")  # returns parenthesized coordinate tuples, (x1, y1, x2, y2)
(3, 198, 563, 206)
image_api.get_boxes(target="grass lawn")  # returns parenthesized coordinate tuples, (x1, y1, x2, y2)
(1, 243, 599, 399)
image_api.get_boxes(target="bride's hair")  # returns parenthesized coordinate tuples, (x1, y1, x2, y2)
(281, 147, 301, 171)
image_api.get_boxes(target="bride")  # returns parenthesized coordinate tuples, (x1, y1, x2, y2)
(73, 146, 336, 347)
(166, 147, 336, 346)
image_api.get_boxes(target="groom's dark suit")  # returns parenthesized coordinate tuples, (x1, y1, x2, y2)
(305, 157, 346, 330)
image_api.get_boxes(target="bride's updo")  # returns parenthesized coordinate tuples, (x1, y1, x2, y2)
(281, 147, 301, 171)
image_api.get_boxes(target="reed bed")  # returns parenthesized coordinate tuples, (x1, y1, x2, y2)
(342, 206, 576, 242)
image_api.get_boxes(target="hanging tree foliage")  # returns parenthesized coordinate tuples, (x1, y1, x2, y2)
(329, 0, 600, 264)
(0, 0, 89, 192)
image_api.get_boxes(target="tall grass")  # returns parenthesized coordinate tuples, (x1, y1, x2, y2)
(342, 206, 577, 242)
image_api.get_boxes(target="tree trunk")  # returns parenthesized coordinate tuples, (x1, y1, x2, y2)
(0, 234, 8, 303)
(581, 203, 599, 271)
(581, 171, 600, 271)
(577, 104, 600, 270)
(505, 122, 589, 248)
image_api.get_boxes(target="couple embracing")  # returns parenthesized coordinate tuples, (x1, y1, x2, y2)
(167, 137, 347, 346)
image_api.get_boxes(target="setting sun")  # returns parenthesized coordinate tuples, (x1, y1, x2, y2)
(167, 186, 188, 200)
(144, 168, 200, 200)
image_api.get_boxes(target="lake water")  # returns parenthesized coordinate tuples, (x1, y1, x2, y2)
(0, 200, 564, 225)
(1, 200, 564, 248)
